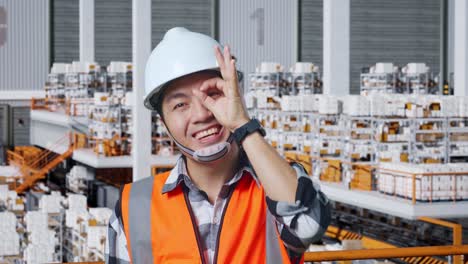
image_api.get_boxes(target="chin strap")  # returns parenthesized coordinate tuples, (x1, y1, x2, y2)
(159, 116, 234, 162)
(170, 133, 234, 163)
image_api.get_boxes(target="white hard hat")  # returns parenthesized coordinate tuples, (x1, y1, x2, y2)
(144, 27, 224, 111)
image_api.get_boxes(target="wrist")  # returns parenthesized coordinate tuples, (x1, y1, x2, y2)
(230, 117, 250, 132)
(232, 118, 266, 146)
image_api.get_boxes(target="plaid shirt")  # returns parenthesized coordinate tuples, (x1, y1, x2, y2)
(105, 155, 331, 264)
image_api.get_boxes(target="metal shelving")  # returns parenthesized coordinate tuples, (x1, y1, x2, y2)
(411, 118, 447, 164)
(360, 72, 401, 95)
(448, 117, 468, 163)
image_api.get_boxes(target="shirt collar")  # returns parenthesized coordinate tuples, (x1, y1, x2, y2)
(161, 154, 260, 194)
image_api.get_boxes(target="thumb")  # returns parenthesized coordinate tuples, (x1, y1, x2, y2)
(193, 89, 216, 112)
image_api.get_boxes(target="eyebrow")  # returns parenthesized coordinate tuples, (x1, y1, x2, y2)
(164, 92, 189, 103)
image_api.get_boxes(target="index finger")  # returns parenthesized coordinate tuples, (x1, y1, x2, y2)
(214, 46, 226, 73)
(199, 77, 226, 94)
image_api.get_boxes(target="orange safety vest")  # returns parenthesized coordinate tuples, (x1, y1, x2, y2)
(120, 171, 304, 264)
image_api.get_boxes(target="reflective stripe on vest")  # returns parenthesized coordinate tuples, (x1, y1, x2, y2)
(121, 171, 302, 264)
(122, 176, 155, 263)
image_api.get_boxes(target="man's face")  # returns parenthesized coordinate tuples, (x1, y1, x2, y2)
(161, 71, 230, 152)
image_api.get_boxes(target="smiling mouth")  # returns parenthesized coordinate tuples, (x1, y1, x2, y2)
(193, 125, 222, 140)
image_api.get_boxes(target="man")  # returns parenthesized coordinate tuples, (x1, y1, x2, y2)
(105, 27, 330, 264)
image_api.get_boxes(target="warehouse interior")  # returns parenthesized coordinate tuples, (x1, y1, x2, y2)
(1, 0, 468, 263)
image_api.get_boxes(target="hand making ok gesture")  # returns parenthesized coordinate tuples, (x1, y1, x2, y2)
(193, 45, 250, 133)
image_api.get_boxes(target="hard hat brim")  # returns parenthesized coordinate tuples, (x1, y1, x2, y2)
(143, 69, 244, 112)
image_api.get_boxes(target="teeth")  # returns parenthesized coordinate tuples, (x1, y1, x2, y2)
(195, 127, 219, 139)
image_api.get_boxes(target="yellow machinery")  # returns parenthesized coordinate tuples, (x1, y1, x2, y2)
(7, 133, 75, 193)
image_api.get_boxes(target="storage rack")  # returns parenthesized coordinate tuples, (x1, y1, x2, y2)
(373, 118, 412, 163)
(44, 65, 67, 112)
(411, 117, 448, 164)
(402, 72, 439, 95)
(313, 114, 342, 158)
(48, 212, 64, 263)
(447, 117, 468, 163)
(360, 72, 401, 95)
(248, 72, 287, 109)
(88, 98, 124, 156)
(63, 227, 87, 262)
(341, 115, 375, 163)
(360, 63, 439, 95)
(287, 71, 322, 95)
(340, 116, 376, 190)
(64, 66, 103, 101)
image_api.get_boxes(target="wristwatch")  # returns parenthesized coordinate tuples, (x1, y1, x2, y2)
(233, 118, 266, 146)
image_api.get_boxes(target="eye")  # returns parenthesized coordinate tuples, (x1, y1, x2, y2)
(173, 102, 187, 110)
(208, 90, 222, 98)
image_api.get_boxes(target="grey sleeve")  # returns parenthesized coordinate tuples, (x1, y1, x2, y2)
(105, 205, 131, 263)
(266, 162, 331, 252)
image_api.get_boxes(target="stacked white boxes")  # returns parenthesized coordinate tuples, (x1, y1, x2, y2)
(377, 162, 468, 201)
(376, 143, 410, 163)
(374, 62, 395, 74)
(300, 95, 316, 112)
(458, 97, 468, 117)
(249, 60, 468, 198)
(107, 61, 132, 100)
(288, 62, 322, 94)
(312, 108, 343, 180)
(29, 228, 56, 246)
(68, 194, 88, 210)
(65, 194, 88, 230)
(24, 211, 56, 263)
(248, 62, 285, 110)
(65, 210, 89, 232)
(278, 94, 319, 113)
(343, 95, 370, 116)
(87, 208, 113, 257)
(0, 188, 24, 211)
(24, 244, 55, 264)
(88, 92, 123, 155)
(64, 193, 89, 261)
(25, 211, 48, 233)
(341, 98, 374, 187)
(405, 63, 429, 74)
(360, 63, 400, 95)
(42, 61, 141, 157)
(401, 63, 438, 95)
(45, 63, 69, 112)
(448, 115, 468, 163)
(361, 62, 438, 95)
(65, 61, 101, 100)
(256, 62, 283, 74)
(318, 95, 341, 115)
(369, 94, 408, 117)
(64, 197, 111, 261)
(39, 191, 65, 213)
(248, 62, 323, 111)
(88, 208, 112, 225)
(66, 165, 93, 194)
(280, 96, 301, 112)
(441, 96, 468, 117)
(87, 226, 107, 256)
(255, 94, 468, 166)
(63, 61, 104, 117)
(0, 212, 20, 256)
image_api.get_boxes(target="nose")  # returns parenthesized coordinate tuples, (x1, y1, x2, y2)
(191, 97, 214, 123)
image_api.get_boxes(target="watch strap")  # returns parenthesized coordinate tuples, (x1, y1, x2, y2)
(233, 118, 266, 145)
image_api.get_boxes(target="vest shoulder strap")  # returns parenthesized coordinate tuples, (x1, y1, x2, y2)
(121, 172, 171, 263)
